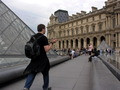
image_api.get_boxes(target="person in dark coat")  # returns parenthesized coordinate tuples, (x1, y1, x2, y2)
(88, 48, 99, 62)
(23, 24, 57, 90)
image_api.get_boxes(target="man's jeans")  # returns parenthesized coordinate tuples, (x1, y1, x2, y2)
(24, 72, 49, 90)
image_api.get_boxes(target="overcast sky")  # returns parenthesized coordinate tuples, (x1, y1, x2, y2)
(2, 0, 106, 33)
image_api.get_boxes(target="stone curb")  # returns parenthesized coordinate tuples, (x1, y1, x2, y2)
(0, 56, 70, 86)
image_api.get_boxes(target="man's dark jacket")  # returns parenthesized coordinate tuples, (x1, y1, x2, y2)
(24, 33, 50, 74)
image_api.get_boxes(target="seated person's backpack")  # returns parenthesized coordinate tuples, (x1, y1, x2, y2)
(25, 35, 43, 59)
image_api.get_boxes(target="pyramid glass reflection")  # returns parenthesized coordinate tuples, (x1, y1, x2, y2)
(0, 1, 35, 56)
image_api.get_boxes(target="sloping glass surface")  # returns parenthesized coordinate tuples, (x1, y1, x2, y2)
(3, 10, 16, 23)
(97, 40, 112, 50)
(0, 1, 8, 16)
(0, 16, 10, 34)
(0, 1, 61, 70)
(0, 1, 35, 56)
(0, 34, 12, 54)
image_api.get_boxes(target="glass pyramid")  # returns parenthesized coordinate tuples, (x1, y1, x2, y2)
(0, 1, 35, 56)
(97, 40, 112, 50)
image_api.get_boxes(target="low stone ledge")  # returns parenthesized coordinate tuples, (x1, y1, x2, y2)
(0, 56, 70, 86)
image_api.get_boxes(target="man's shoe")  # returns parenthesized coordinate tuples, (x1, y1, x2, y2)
(48, 87, 51, 90)
(23, 88, 29, 90)
(43, 87, 51, 90)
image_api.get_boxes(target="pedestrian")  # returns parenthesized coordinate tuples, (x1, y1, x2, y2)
(23, 24, 57, 90)
(88, 48, 99, 62)
(88, 43, 93, 55)
(70, 49, 75, 59)
(68, 48, 71, 58)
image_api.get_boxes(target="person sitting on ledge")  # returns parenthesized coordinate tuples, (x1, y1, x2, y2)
(88, 48, 100, 62)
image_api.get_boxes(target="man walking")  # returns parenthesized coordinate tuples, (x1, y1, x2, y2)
(23, 24, 57, 90)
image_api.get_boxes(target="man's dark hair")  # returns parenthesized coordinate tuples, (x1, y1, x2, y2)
(37, 24, 45, 32)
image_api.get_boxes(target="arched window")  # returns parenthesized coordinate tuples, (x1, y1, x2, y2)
(86, 38, 90, 47)
(71, 40, 73, 48)
(59, 41, 61, 49)
(100, 36, 105, 42)
(75, 39, 78, 48)
(66, 40, 69, 48)
(81, 38, 84, 48)
(93, 37, 97, 48)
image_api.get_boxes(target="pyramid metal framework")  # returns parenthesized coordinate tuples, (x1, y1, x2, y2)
(0, 1, 35, 56)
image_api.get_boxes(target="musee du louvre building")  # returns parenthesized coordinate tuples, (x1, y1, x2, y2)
(47, 0, 120, 52)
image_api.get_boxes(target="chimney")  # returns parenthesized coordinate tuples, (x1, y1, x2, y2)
(81, 11, 86, 15)
(76, 12, 82, 15)
(92, 7, 98, 12)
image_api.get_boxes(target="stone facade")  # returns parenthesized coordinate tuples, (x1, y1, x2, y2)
(47, 0, 120, 52)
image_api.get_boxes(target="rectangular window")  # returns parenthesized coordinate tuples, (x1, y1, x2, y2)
(93, 25, 95, 31)
(113, 18, 115, 28)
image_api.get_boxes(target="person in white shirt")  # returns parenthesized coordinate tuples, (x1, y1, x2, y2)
(71, 49, 75, 59)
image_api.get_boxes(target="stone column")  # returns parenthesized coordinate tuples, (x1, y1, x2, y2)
(95, 24, 99, 31)
(64, 40, 66, 49)
(84, 39, 87, 48)
(108, 34, 111, 46)
(116, 33, 118, 48)
(68, 40, 71, 48)
(103, 21, 106, 30)
(106, 34, 109, 45)
(73, 39, 75, 49)
(78, 39, 81, 49)
(118, 14, 120, 25)
(55, 42, 59, 49)
(115, 14, 118, 26)
(118, 33, 120, 47)
(106, 34, 111, 46)
(89, 26, 92, 32)
(97, 37, 100, 47)
(108, 16, 111, 29)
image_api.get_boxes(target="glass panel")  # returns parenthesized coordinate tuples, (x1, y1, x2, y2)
(5, 43, 21, 55)
(0, 3, 5, 15)
(0, 3, 8, 15)
(0, 44, 3, 54)
(0, 16, 10, 34)
(0, 58, 22, 64)
(25, 27, 34, 35)
(0, 57, 30, 69)
(3, 10, 16, 23)
(0, 34, 12, 54)
(12, 35, 26, 54)
(3, 25, 19, 42)
(11, 19, 25, 33)
(21, 27, 35, 41)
